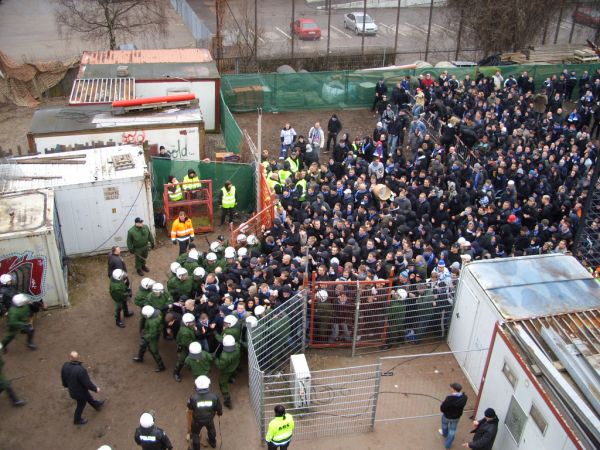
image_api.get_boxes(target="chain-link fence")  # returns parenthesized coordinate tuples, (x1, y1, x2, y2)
(308, 277, 456, 356)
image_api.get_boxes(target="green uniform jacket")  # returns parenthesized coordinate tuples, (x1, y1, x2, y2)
(215, 323, 242, 343)
(167, 277, 194, 299)
(143, 315, 163, 341)
(271, 314, 291, 343)
(184, 353, 214, 378)
(134, 287, 152, 308)
(126, 225, 154, 250)
(182, 259, 199, 275)
(7, 304, 30, 329)
(110, 280, 129, 303)
(215, 344, 240, 374)
(176, 326, 196, 349)
(314, 301, 333, 324)
(145, 292, 172, 312)
(386, 300, 406, 335)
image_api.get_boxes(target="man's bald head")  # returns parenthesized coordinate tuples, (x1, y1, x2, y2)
(69, 351, 79, 361)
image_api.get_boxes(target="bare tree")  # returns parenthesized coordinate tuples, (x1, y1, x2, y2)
(55, 0, 169, 50)
(221, 0, 265, 69)
(448, 0, 562, 56)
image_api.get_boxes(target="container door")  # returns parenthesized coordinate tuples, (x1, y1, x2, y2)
(464, 302, 497, 393)
(448, 275, 480, 359)
(55, 190, 98, 256)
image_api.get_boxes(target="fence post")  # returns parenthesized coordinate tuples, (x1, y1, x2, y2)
(351, 281, 362, 357)
(259, 369, 266, 442)
(370, 360, 382, 430)
(301, 288, 307, 352)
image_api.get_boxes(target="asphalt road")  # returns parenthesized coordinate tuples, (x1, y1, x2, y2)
(188, 0, 597, 60)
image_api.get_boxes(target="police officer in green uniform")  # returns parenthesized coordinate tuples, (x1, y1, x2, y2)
(184, 342, 214, 379)
(133, 306, 165, 372)
(167, 268, 194, 300)
(215, 314, 241, 344)
(0, 343, 25, 406)
(146, 283, 172, 315)
(266, 405, 295, 450)
(109, 269, 133, 328)
(180, 248, 201, 274)
(187, 375, 222, 450)
(214, 335, 240, 408)
(173, 313, 197, 383)
(127, 217, 155, 276)
(1, 294, 37, 351)
(134, 278, 155, 331)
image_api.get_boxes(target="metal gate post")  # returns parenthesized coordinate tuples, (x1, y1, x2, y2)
(259, 369, 266, 443)
(301, 289, 307, 352)
(351, 282, 362, 357)
(370, 360, 382, 430)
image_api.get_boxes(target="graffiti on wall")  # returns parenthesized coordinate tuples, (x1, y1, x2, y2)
(0, 252, 47, 298)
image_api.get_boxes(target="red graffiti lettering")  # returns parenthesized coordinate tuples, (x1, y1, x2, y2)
(0, 252, 46, 297)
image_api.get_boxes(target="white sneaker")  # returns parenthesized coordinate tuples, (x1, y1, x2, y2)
(438, 429, 445, 436)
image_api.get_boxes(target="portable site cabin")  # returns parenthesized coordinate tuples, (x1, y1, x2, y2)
(447, 254, 600, 394)
(0, 145, 154, 257)
(0, 190, 69, 308)
(75, 49, 220, 132)
(27, 102, 205, 161)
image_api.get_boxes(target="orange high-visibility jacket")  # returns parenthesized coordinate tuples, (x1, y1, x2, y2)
(170, 218, 195, 240)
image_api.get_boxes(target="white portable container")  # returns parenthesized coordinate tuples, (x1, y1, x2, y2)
(447, 254, 600, 393)
(0, 190, 69, 308)
(1, 145, 154, 257)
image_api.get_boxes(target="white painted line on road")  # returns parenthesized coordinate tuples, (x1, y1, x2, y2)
(380, 23, 407, 37)
(404, 22, 428, 34)
(331, 25, 353, 39)
(433, 23, 454, 34)
(249, 29, 265, 44)
(275, 27, 291, 40)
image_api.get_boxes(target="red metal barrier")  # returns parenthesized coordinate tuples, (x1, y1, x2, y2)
(163, 180, 214, 234)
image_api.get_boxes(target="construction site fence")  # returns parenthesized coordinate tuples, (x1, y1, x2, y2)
(308, 277, 456, 356)
(220, 92, 244, 153)
(151, 158, 256, 214)
(221, 62, 600, 113)
(162, 180, 214, 233)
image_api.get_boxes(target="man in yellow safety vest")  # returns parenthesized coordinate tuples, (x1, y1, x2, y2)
(167, 176, 183, 202)
(220, 180, 236, 226)
(266, 405, 295, 450)
(182, 169, 202, 199)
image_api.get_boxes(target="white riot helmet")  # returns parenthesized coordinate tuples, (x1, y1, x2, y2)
(152, 283, 164, 293)
(170, 262, 181, 274)
(245, 315, 258, 329)
(316, 290, 328, 302)
(254, 305, 266, 316)
(141, 278, 155, 290)
(176, 267, 188, 280)
(210, 241, 222, 253)
(224, 315, 238, 327)
(247, 234, 258, 246)
(12, 294, 30, 307)
(188, 249, 199, 261)
(224, 246, 236, 259)
(236, 233, 247, 244)
(223, 335, 236, 347)
(193, 267, 206, 279)
(112, 269, 126, 281)
(206, 252, 217, 262)
(141, 305, 155, 318)
(139, 412, 154, 428)
(182, 313, 196, 325)
(189, 341, 202, 355)
(237, 247, 248, 258)
(0, 273, 12, 285)
(396, 289, 408, 300)
(195, 375, 211, 390)
(97, 446, 113, 450)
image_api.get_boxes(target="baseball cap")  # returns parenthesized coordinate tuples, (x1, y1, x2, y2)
(135, 217, 144, 223)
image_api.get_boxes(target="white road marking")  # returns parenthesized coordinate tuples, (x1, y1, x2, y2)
(275, 27, 292, 40)
(249, 29, 265, 43)
(379, 23, 407, 37)
(404, 22, 429, 34)
(263, 31, 280, 41)
(433, 23, 454, 34)
(331, 25, 353, 39)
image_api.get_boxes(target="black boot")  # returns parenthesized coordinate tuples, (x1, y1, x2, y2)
(173, 370, 182, 382)
(224, 398, 232, 409)
(7, 387, 25, 407)
(26, 330, 37, 350)
(133, 349, 144, 362)
(123, 304, 133, 318)
(142, 265, 150, 273)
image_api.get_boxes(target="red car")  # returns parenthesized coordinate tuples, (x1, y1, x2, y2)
(291, 18, 321, 40)
(572, 7, 600, 28)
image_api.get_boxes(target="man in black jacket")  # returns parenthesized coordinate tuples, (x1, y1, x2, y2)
(61, 351, 104, 425)
(135, 411, 173, 450)
(463, 408, 499, 450)
(439, 382, 468, 449)
(187, 375, 223, 450)
(326, 114, 342, 153)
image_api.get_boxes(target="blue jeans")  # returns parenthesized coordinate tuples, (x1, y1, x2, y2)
(441, 415, 459, 448)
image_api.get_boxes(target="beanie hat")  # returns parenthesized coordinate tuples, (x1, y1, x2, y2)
(484, 408, 496, 418)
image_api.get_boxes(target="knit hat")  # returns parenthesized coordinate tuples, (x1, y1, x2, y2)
(508, 214, 517, 224)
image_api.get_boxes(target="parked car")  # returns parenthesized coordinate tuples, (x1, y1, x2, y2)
(572, 7, 600, 28)
(291, 18, 322, 40)
(344, 12, 378, 35)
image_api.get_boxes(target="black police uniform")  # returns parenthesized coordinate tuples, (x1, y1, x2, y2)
(187, 388, 223, 449)
(134, 425, 173, 450)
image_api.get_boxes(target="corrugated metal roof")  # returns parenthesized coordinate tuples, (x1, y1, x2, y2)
(69, 78, 135, 104)
(467, 254, 600, 320)
(79, 62, 220, 80)
(29, 104, 202, 135)
(0, 145, 147, 194)
(80, 49, 213, 65)
(0, 190, 52, 236)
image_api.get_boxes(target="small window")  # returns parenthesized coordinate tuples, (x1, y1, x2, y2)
(529, 403, 548, 435)
(505, 396, 528, 444)
(502, 360, 518, 389)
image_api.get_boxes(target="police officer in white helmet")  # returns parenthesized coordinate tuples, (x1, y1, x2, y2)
(134, 410, 173, 450)
(187, 375, 223, 450)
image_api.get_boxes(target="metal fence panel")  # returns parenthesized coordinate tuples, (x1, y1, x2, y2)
(262, 364, 381, 441)
(247, 336, 265, 437)
(170, 0, 213, 43)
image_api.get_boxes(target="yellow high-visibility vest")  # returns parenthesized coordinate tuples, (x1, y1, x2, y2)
(285, 157, 300, 174)
(182, 175, 201, 190)
(168, 184, 183, 201)
(266, 414, 295, 444)
(296, 179, 306, 201)
(222, 186, 236, 208)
